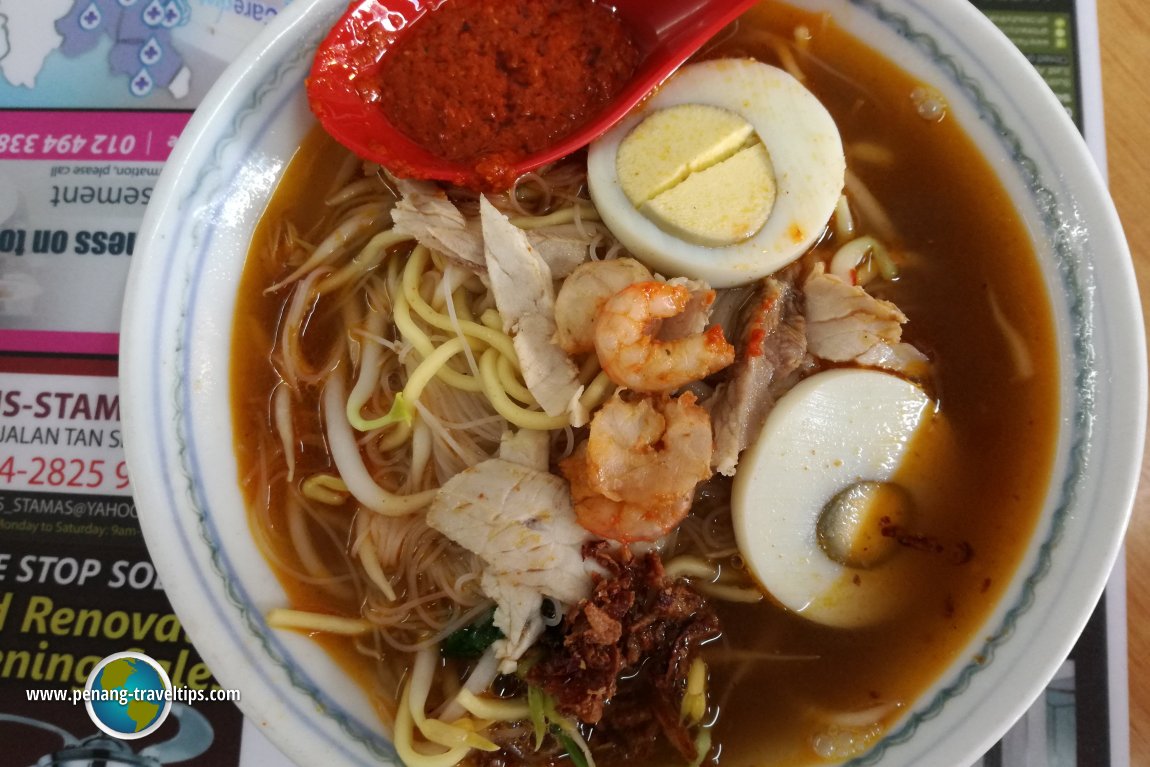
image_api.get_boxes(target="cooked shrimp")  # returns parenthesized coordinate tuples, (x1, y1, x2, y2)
(554, 257, 653, 354)
(594, 281, 734, 392)
(560, 391, 713, 542)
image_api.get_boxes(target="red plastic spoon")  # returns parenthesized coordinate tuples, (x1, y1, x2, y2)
(307, 0, 760, 189)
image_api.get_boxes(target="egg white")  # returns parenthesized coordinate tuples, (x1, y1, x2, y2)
(587, 58, 845, 288)
(731, 369, 933, 627)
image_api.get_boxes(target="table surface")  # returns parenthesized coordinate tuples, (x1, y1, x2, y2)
(1097, 0, 1150, 762)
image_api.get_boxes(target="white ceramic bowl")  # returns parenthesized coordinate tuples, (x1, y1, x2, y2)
(119, 1, 1146, 765)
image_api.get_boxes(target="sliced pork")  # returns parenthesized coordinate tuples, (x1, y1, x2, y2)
(710, 273, 808, 476)
(803, 262, 928, 377)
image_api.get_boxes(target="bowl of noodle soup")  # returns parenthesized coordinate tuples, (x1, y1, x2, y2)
(119, 0, 1145, 766)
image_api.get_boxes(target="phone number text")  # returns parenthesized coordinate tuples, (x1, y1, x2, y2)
(0, 456, 129, 492)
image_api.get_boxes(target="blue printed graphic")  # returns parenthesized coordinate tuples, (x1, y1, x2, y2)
(0, 0, 286, 109)
(85, 652, 173, 739)
(56, 0, 190, 98)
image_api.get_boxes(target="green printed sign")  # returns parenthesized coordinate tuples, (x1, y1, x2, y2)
(971, 1, 1082, 127)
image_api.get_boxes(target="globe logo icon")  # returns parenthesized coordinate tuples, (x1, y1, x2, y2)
(84, 651, 173, 739)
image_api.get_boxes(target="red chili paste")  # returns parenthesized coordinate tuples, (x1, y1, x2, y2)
(378, 0, 639, 188)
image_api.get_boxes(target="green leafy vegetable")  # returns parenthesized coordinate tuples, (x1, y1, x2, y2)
(441, 611, 503, 658)
(688, 726, 713, 767)
(528, 685, 548, 750)
(555, 730, 590, 767)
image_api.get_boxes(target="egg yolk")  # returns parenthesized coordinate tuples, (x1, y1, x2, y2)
(615, 104, 777, 247)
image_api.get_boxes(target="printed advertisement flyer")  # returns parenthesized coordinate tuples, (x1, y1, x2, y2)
(0, 1, 1126, 766)
(0, 2, 288, 765)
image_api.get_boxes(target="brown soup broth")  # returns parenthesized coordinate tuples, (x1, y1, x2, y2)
(231, 2, 1058, 764)
(690, 4, 1058, 764)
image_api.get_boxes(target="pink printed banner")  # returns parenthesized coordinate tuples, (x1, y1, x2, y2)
(0, 111, 192, 163)
(0, 330, 119, 357)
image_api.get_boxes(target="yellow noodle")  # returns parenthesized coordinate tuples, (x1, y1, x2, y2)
(403, 337, 474, 403)
(693, 582, 765, 603)
(577, 352, 602, 384)
(580, 370, 616, 413)
(410, 649, 499, 752)
(479, 309, 502, 331)
(664, 555, 764, 603)
(510, 203, 600, 230)
(404, 246, 518, 359)
(420, 719, 499, 752)
(664, 555, 722, 581)
(267, 608, 371, 636)
(449, 286, 475, 323)
(440, 272, 482, 378)
(495, 354, 537, 406)
(478, 349, 569, 430)
(454, 689, 532, 722)
(394, 681, 471, 767)
(394, 278, 484, 393)
(680, 657, 708, 724)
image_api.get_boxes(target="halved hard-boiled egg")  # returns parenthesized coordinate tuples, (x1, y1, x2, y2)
(732, 369, 935, 627)
(587, 58, 845, 288)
